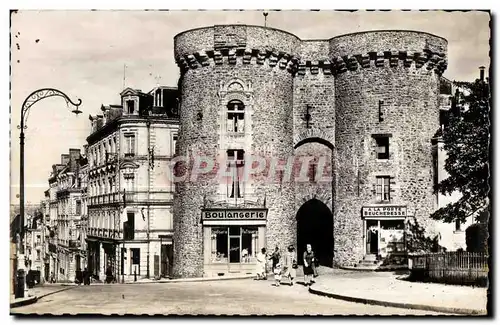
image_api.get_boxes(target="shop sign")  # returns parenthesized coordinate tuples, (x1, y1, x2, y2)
(362, 206, 407, 217)
(202, 209, 267, 221)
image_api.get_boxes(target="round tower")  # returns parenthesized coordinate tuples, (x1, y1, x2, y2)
(331, 31, 448, 266)
(172, 25, 301, 278)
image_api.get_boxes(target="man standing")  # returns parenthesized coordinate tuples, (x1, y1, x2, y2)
(269, 247, 281, 272)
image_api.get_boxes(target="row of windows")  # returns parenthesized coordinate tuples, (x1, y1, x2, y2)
(90, 132, 178, 167)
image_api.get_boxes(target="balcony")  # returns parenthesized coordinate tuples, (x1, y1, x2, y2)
(88, 192, 121, 206)
(89, 191, 174, 206)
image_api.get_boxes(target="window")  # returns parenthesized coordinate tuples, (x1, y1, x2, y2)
(124, 212, 135, 240)
(308, 163, 317, 183)
(127, 100, 135, 114)
(124, 134, 135, 156)
(227, 149, 244, 198)
(455, 219, 462, 231)
(376, 176, 391, 202)
(226, 100, 245, 133)
(172, 134, 178, 154)
(374, 136, 390, 160)
(76, 200, 81, 215)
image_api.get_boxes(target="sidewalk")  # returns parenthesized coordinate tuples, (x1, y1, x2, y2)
(10, 285, 74, 309)
(309, 270, 488, 315)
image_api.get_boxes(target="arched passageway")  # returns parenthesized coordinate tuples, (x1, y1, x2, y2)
(296, 199, 333, 267)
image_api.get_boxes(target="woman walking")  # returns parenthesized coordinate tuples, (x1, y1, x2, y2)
(283, 245, 297, 286)
(255, 248, 267, 280)
(303, 244, 316, 286)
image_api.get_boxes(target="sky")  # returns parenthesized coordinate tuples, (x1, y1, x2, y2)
(9, 10, 490, 205)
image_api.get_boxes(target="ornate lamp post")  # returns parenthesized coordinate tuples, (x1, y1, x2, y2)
(16, 88, 82, 298)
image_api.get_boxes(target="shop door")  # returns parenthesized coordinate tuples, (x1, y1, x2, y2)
(228, 236, 241, 273)
(369, 230, 379, 254)
(161, 244, 173, 277)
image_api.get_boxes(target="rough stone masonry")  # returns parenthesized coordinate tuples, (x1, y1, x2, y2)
(172, 25, 447, 278)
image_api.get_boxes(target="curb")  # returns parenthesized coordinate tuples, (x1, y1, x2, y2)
(37, 286, 79, 299)
(10, 296, 38, 309)
(308, 286, 487, 315)
(48, 275, 255, 285)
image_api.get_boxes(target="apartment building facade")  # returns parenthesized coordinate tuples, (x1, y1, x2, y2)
(86, 86, 179, 281)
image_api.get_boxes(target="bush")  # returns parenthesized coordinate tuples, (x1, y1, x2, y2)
(466, 223, 488, 253)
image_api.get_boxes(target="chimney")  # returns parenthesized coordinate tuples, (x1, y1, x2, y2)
(479, 66, 485, 81)
(69, 148, 81, 172)
(61, 154, 70, 166)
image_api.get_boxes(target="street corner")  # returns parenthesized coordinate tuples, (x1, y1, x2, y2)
(10, 295, 38, 309)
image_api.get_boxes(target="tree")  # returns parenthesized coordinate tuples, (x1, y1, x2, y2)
(431, 75, 491, 224)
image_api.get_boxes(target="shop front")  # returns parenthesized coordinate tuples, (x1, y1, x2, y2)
(202, 208, 268, 277)
(362, 205, 407, 260)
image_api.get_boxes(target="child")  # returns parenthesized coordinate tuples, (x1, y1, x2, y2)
(273, 261, 282, 287)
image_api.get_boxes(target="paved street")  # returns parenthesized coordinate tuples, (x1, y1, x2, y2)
(11, 279, 446, 315)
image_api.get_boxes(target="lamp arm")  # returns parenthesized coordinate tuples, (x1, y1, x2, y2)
(20, 88, 82, 128)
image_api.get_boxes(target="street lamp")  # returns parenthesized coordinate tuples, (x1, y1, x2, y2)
(16, 88, 82, 298)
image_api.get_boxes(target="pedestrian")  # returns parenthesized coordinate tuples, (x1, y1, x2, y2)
(283, 245, 297, 286)
(303, 244, 316, 286)
(273, 260, 282, 287)
(255, 247, 267, 280)
(269, 246, 281, 271)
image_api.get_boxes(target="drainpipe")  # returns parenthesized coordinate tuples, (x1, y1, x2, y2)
(146, 119, 151, 279)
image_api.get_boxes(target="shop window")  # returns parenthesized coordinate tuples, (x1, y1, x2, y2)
(211, 227, 228, 263)
(227, 149, 244, 198)
(227, 100, 245, 133)
(373, 135, 390, 160)
(379, 220, 405, 255)
(376, 176, 391, 202)
(210, 226, 258, 264)
(131, 248, 140, 276)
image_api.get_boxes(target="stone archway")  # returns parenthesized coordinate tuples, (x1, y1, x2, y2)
(296, 199, 334, 267)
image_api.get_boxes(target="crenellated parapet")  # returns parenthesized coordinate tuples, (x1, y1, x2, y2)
(329, 30, 448, 76)
(175, 48, 301, 74)
(174, 26, 448, 76)
(328, 49, 447, 75)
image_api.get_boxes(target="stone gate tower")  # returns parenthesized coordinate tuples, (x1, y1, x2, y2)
(172, 25, 448, 278)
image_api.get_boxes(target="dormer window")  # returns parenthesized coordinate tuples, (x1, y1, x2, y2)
(227, 100, 245, 133)
(127, 100, 135, 114)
